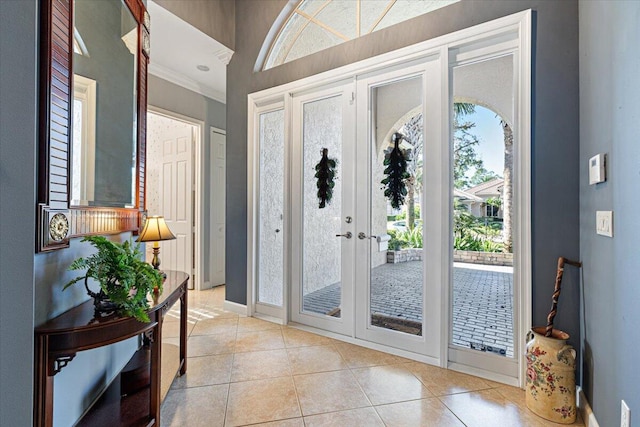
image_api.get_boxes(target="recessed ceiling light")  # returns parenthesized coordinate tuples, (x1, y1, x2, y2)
(196, 65, 210, 72)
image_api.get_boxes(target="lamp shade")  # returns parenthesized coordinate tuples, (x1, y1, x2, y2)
(136, 216, 176, 242)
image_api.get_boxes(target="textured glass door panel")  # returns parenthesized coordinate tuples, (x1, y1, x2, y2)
(302, 95, 343, 317)
(258, 109, 285, 306)
(369, 76, 424, 336)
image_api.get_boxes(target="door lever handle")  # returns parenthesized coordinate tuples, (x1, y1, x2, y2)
(336, 232, 352, 239)
(358, 232, 377, 240)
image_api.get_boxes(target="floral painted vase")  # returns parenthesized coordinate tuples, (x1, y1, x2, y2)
(525, 326, 576, 424)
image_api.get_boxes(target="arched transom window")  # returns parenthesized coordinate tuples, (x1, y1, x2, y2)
(261, 0, 459, 70)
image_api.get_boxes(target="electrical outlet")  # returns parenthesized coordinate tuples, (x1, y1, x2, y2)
(621, 400, 630, 427)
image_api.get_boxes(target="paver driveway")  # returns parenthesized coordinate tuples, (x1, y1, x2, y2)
(303, 261, 514, 357)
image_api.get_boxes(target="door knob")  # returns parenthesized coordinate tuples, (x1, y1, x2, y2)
(336, 232, 352, 239)
(358, 232, 377, 240)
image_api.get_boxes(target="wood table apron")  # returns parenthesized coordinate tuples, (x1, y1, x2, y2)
(34, 270, 189, 427)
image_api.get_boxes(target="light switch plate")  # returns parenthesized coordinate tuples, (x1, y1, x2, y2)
(596, 211, 613, 237)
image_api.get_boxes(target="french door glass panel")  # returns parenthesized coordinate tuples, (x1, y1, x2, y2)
(449, 53, 518, 376)
(302, 95, 343, 317)
(257, 108, 285, 307)
(369, 76, 424, 336)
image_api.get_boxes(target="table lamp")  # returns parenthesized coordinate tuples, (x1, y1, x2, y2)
(136, 216, 176, 277)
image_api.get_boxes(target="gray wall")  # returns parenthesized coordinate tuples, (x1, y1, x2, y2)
(227, 0, 581, 355)
(579, 2, 640, 426)
(154, 0, 235, 50)
(0, 3, 230, 425)
(0, 1, 37, 425)
(148, 74, 226, 285)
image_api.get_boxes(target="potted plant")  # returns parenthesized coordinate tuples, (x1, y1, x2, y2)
(63, 236, 163, 322)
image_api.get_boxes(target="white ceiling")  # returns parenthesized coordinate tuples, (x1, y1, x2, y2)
(147, 0, 232, 103)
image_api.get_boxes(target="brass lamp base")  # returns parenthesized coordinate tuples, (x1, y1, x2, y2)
(151, 247, 167, 279)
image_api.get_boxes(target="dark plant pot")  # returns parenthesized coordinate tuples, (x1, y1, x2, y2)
(85, 277, 118, 318)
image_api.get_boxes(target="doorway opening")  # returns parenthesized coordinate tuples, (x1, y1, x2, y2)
(146, 108, 204, 289)
(247, 11, 532, 385)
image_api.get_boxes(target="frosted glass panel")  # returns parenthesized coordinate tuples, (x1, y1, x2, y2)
(302, 95, 343, 317)
(258, 109, 285, 306)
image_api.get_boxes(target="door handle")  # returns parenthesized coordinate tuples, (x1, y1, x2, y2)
(336, 232, 352, 239)
(358, 232, 377, 240)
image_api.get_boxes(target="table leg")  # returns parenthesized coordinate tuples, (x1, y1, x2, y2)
(149, 322, 162, 425)
(179, 286, 187, 375)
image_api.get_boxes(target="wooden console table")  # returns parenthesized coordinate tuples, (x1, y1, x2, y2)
(34, 270, 189, 427)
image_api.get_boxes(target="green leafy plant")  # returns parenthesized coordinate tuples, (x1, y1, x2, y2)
(63, 236, 163, 322)
(387, 227, 423, 249)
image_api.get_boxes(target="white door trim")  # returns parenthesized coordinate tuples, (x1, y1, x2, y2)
(209, 126, 226, 289)
(148, 106, 205, 290)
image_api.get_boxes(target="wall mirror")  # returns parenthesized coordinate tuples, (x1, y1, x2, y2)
(37, 0, 150, 252)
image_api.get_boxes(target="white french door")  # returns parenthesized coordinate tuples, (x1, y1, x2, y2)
(290, 82, 356, 336)
(353, 58, 444, 356)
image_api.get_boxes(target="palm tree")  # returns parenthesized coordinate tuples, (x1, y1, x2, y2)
(501, 121, 513, 253)
(399, 114, 423, 230)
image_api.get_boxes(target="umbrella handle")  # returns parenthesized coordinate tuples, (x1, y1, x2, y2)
(545, 257, 582, 337)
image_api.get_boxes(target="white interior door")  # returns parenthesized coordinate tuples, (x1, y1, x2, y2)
(210, 128, 226, 287)
(290, 82, 356, 336)
(147, 112, 195, 278)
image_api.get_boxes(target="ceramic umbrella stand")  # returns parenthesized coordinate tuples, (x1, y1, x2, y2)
(525, 257, 582, 424)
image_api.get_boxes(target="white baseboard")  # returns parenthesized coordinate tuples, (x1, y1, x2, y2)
(223, 300, 248, 316)
(578, 386, 600, 427)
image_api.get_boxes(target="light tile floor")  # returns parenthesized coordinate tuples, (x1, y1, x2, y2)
(160, 286, 584, 427)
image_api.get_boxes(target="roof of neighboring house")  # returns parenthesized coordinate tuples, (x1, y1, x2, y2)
(453, 188, 483, 202)
(465, 178, 504, 198)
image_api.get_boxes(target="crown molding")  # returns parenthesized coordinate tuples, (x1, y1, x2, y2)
(149, 62, 226, 103)
(214, 47, 234, 65)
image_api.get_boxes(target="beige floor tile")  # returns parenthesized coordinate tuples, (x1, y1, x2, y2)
(407, 362, 493, 395)
(162, 319, 195, 338)
(375, 398, 464, 426)
(171, 354, 233, 388)
(235, 329, 285, 352)
(293, 370, 371, 416)
(190, 317, 238, 336)
(287, 345, 347, 375)
(304, 407, 385, 426)
(246, 418, 304, 427)
(352, 363, 434, 405)
(188, 333, 236, 356)
(333, 342, 404, 368)
(231, 349, 292, 382)
(282, 328, 336, 348)
(225, 377, 301, 426)
(160, 383, 228, 427)
(439, 388, 579, 427)
(237, 316, 282, 333)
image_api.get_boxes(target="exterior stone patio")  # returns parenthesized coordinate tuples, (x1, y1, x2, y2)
(302, 261, 514, 357)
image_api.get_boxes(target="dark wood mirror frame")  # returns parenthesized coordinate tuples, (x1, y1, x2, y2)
(37, 0, 150, 252)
